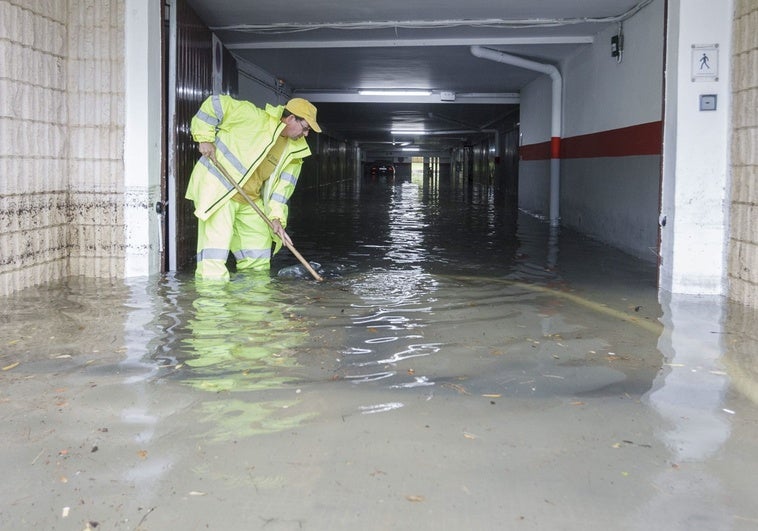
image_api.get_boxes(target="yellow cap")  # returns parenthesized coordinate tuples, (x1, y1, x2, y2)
(285, 98, 322, 133)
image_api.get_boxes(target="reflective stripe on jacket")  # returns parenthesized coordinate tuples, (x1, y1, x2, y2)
(185, 94, 311, 225)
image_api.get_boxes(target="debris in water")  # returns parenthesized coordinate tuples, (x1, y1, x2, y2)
(442, 383, 469, 395)
(277, 262, 323, 279)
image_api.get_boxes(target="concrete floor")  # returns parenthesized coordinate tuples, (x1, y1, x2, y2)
(1, 178, 757, 530)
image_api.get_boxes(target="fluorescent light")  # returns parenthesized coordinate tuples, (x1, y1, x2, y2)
(359, 90, 432, 96)
(391, 130, 427, 135)
(401, 147, 420, 152)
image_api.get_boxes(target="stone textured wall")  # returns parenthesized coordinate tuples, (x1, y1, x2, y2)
(729, 0, 758, 307)
(66, 2, 125, 278)
(0, 1, 124, 297)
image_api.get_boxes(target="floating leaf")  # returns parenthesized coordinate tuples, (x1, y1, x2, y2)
(2, 362, 19, 371)
(442, 383, 469, 395)
(482, 394, 501, 398)
(406, 495, 425, 502)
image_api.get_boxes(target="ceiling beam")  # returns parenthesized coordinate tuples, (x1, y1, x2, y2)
(226, 35, 593, 50)
(293, 91, 520, 104)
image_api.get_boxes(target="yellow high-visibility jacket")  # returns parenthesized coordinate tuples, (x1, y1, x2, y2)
(185, 95, 312, 228)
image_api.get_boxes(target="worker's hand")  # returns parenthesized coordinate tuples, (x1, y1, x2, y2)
(198, 142, 216, 160)
(271, 218, 293, 248)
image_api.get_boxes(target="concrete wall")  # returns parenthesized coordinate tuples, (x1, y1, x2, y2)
(518, 0, 665, 260)
(124, 0, 162, 277)
(67, 2, 126, 278)
(561, 2, 664, 261)
(518, 75, 553, 217)
(0, 0, 127, 296)
(728, 0, 758, 307)
(1, 1, 69, 295)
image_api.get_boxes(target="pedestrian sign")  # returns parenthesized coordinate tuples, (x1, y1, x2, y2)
(691, 44, 719, 82)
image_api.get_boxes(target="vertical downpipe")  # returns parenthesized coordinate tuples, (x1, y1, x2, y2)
(470, 46, 562, 226)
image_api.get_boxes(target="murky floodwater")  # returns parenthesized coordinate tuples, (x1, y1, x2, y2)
(2, 175, 757, 530)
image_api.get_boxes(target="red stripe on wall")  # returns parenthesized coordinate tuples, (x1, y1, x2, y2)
(550, 137, 561, 158)
(520, 141, 551, 160)
(519, 121, 663, 160)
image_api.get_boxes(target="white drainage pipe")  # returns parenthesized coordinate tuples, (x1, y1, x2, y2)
(470, 45, 563, 227)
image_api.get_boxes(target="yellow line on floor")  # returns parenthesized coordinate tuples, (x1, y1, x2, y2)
(441, 274, 664, 336)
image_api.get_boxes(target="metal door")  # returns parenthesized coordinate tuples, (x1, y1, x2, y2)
(166, 0, 213, 272)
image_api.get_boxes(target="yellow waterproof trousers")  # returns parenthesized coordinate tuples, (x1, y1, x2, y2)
(195, 199, 272, 280)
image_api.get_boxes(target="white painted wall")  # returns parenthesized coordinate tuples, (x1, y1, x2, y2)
(518, 75, 553, 217)
(562, 156, 662, 259)
(659, 0, 733, 295)
(564, 0, 664, 260)
(124, 0, 163, 277)
(519, 0, 665, 260)
(562, 2, 665, 136)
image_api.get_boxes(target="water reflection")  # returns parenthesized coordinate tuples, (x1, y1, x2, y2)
(638, 293, 735, 530)
(280, 177, 667, 410)
(181, 276, 305, 393)
(645, 293, 732, 461)
(4, 173, 758, 529)
(385, 182, 429, 265)
(146, 274, 322, 439)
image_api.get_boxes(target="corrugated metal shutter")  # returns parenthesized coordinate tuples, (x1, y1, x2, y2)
(168, 0, 213, 272)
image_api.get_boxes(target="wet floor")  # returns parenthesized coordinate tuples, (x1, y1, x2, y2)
(2, 174, 758, 530)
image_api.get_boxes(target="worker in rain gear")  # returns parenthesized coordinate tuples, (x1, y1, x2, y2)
(186, 95, 321, 279)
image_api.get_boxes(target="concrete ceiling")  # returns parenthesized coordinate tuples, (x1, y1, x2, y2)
(185, 0, 651, 158)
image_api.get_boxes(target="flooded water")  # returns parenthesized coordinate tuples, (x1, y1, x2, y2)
(2, 175, 757, 530)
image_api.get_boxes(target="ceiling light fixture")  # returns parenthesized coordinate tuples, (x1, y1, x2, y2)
(359, 90, 432, 96)
(401, 147, 420, 152)
(391, 130, 427, 135)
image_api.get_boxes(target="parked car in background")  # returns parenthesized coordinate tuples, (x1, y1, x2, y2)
(369, 161, 395, 179)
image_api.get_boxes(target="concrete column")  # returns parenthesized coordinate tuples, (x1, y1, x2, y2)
(124, 0, 163, 277)
(659, 0, 733, 295)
